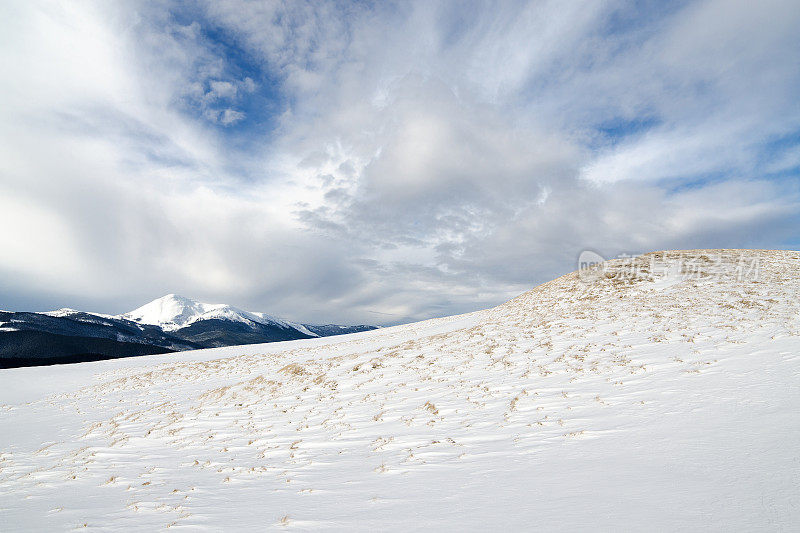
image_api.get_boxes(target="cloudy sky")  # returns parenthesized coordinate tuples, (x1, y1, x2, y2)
(1, 0, 799, 325)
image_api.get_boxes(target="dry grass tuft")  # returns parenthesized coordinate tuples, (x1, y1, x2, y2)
(423, 401, 439, 415)
(279, 363, 308, 376)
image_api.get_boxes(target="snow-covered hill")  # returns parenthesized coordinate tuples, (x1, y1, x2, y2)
(1, 250, 798, 530)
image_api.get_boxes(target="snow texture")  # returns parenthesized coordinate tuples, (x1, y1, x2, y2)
(0, 250, 798, 530)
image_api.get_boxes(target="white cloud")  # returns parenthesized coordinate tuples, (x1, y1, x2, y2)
(208, 80, 237, 100)
(1, 0, 798, 323)
(219, 108, 245, 125)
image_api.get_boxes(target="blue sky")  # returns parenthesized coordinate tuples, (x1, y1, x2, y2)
(1, 0, 799, 324)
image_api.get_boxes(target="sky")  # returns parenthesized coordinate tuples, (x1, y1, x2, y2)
(1, 0, 799, 325)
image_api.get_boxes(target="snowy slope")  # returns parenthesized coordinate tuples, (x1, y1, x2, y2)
(1, 250, 799, 530)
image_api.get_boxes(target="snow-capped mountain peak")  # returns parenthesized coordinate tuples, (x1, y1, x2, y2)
(122, 294, 219, 330)
(120, 294, 317, 335)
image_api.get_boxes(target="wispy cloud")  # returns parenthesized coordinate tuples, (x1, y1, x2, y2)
(1, 0, 799, 323)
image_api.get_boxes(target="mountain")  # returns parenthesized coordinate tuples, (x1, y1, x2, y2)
(0, 295, 376, 367)
(122, 294, 315, 334)
(1, 250, 798, 530)
(121, 294, 377, 348)
(0, 310, 201, 368)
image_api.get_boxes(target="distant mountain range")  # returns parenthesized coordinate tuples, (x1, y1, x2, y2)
(0, 294, 377, 368)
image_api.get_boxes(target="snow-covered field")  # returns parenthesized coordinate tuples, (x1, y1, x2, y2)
(1, 250, 798, 531)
